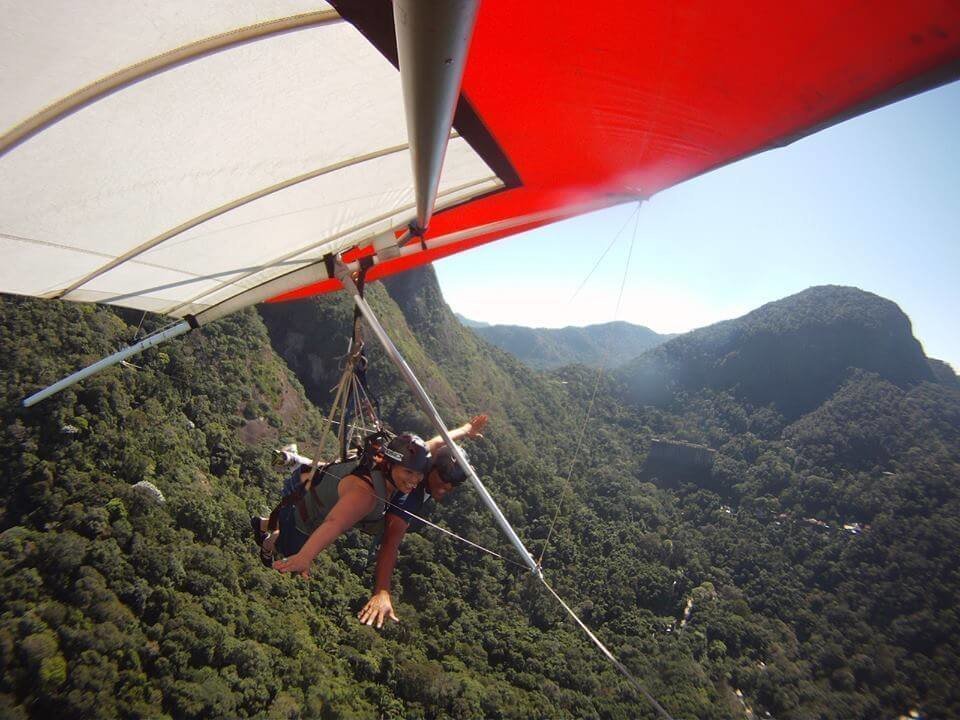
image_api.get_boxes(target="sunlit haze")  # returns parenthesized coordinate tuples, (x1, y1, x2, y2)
(435, 80, 960, 370)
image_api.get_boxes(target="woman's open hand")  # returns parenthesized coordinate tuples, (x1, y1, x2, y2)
(358, 590, 399, 629)
(273, 552, 311, 578)
(466, 414, 488, 439)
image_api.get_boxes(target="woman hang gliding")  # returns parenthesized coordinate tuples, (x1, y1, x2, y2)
(252, 414, 488, 626)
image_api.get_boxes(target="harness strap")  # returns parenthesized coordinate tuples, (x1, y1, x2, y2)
(266, 257, 382, 535)
(351, 262, 370, 344)
(266, 482, 305, 533)
(266, 462, 319, 533)
(267, 460, 375, 533)
(339, 261, 384, 457)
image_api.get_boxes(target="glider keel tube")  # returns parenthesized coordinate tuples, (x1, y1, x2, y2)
(337, 261, 540, 575)
(22, 320, 192, 407)
(394, 0, 480, 232)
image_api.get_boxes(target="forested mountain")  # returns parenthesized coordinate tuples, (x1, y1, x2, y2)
(454, 314, 491, 329)
(2, 272, 959, 719)
(617, 286, 943, 417)
(456, 316, 671, 370)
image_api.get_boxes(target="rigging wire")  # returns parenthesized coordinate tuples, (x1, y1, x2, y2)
(308, 353, 358, 476)
(538, 203, 643, 565)
(354, 367, 381, 432)
(350, 377, 365, 450)
(345, 462, 675, 719)
(535, 207, 674, 717)
(131, 310, 148, 341)
(374, 489, 529, 570)
(539, 577, 675, 720)
(537, 366, 604, 565)
(568, 202, 641, 304)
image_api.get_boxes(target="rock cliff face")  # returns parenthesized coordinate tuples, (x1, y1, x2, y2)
(617, 285, 936, 417)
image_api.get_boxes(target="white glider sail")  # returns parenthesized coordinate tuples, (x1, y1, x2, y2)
(0, 1, 500, 316)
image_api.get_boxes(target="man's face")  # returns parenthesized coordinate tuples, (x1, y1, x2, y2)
(425, 468, 456, 502)
(390, 465, 422, 494)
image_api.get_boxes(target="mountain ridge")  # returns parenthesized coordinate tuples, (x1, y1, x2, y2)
(617, 284, 938, 418)
(456, 316, 673, 369)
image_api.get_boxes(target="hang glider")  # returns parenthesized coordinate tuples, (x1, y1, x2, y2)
(3, 1, 959, 320)
(6, 5, 959, 715)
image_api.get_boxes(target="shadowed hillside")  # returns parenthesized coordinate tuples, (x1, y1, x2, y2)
(258, 265, 583, 462)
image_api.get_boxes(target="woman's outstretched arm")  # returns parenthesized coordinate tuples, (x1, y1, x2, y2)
(273, 475, 375, 577)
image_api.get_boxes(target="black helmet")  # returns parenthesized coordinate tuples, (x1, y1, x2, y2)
(432, 445, 469, 486)
(383, 433, 430, 475)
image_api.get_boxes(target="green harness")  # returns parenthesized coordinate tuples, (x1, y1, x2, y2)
(293, 462, 389, 537)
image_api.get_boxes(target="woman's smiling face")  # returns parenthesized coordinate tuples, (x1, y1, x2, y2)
(390, 465, 423, 494)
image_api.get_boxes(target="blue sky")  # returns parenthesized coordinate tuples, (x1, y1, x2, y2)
(435, 80, 959, 371)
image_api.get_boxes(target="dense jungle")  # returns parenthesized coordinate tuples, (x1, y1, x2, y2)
(1, 267, 958, 719)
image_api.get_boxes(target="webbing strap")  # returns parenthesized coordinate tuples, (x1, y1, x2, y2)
(267, 358, 353, 534)
(351, 262, 370, 345)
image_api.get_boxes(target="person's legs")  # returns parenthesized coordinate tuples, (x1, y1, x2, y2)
(275, 507, 309, 558)
(250, 516, 267, 546)
(256, 466, 307, 558)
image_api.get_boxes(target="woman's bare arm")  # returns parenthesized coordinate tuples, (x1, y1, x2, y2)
(273, 475, 376, 577)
